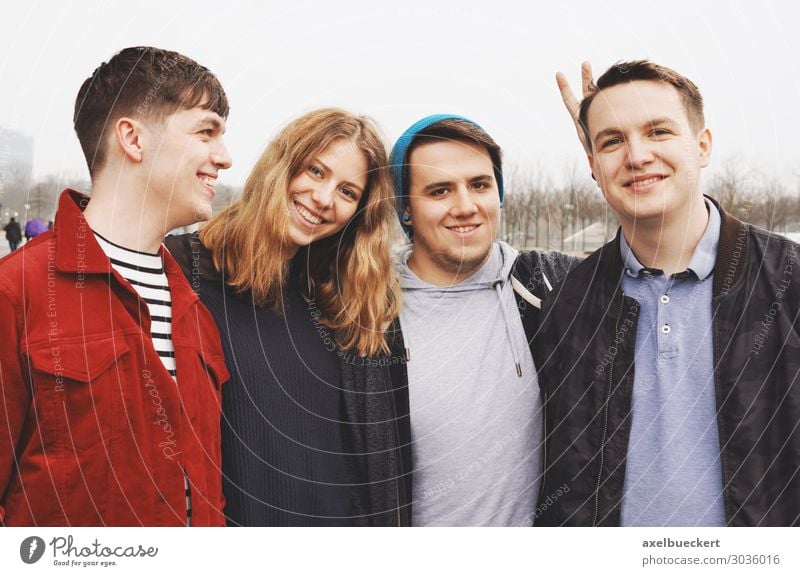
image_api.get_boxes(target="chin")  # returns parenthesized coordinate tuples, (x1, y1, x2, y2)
(287, 230, 314, 251)
(193, 204, 213, 222)
(445, 247, 490, 274)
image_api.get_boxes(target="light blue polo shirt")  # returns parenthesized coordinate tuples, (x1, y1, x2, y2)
(619, 200, 726, 527)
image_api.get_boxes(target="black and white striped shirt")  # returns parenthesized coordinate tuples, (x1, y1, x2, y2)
(94, 231, 192, 525)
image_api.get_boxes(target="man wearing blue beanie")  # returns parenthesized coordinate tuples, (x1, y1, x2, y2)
(386, 115, 579, 526)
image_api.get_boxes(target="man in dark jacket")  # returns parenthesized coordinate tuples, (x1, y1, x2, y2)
(3, 217, 22, 251)
(535, 60, 800, 526)
(385, 115, 579, 525)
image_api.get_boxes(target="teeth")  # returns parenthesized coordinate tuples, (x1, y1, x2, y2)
(295, 201, 323, 225)
(451, 226, 477, 233)
(629, 176, 662, 187)
(200, 176, 215, 189)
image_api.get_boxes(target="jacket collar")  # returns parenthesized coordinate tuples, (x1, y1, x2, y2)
(602, 195, 747, 298)
(53, 189, 199, 322)
(618, 198, 720, 281)
(709, 195, 748, 298)
(54, 189, 113, 274)
(162, 246, 201, 327)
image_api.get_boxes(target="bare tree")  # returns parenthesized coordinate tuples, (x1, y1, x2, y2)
(501, 165, 525, 246)
(558, 163, 600, 253)
(27, 180, 58, 219)
(751, 177, 797, 233)
(706, 158, 753, 220)
(504, 164, 551, 249)
(211, 182, 239, 213)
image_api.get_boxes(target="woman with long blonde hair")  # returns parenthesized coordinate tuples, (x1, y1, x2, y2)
(166, 108, 407, 526)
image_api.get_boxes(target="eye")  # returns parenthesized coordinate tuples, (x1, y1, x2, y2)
(472, 181, 490, 191)
(340, 187, 358, 200)
(599, 137, 623, 150)
(308, 164, 323, 177)
(650, 128, 671, 137)
(199, 129, 214, 137)
(430, 188, 448, 197)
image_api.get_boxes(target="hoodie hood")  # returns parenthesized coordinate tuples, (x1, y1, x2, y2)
(398, 240, 517, 293)
(398, 241, 526, 377)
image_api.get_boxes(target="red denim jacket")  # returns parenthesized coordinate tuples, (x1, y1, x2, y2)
(0, 190, 230, 526)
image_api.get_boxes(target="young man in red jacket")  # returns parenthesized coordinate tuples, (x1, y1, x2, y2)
(0, 46, 232, 526)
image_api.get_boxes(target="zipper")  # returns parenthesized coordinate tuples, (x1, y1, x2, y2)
(533, 266, 551, 523)
(535, 384, 548, 524)
(711, 314, 730, 524)
(592, 290, 624, 527)
(530, 269, 550, 524)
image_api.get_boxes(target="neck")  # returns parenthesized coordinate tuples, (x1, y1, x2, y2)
(621, 196, 709, 277)
(82, 174, 167, 254)
(286, 244, 300, 259)
(407, 248, 492, 286)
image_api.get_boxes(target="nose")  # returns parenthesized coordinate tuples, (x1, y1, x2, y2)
(449, 184, 479, 218)
(625, 135, 655, 169)
(310, 181, 337, 208)
(212, 139, 233, 170)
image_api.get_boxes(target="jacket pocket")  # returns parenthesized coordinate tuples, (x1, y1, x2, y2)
(185, 350, 226, 439)
(198, 352, 229, 391)
(26, 337, 131, 452)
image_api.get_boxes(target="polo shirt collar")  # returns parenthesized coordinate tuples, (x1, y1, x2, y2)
(619, 198, 720, 281)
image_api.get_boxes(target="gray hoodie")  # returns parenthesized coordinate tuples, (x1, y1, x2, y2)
(398, 241, 542, 526)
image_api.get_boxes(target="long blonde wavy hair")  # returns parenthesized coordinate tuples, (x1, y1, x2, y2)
(200, 108, 400, 356)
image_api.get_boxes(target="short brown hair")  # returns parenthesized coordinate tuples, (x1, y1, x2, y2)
(403, 118, 502, 201)
(579, 60, 705, 148)
(73, 46, 229, 176)
(395, 118, 503, 240)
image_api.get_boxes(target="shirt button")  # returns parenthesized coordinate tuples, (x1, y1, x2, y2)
(662, 324, 671, 334)
(660, 295, 670, 304)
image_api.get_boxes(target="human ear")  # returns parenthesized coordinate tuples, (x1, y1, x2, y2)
(587, 153, 601, 187)
(113, 117, 143, 163)
(697, 128, 712, 168)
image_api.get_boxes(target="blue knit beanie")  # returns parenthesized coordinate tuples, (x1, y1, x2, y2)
(389, 114, 505, 234)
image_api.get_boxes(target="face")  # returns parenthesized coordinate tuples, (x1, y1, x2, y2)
(142, 106, 232, 228)
(586, 80, 712, 230)
(286, 137, 368, 254)
(405, 139, 500, 285)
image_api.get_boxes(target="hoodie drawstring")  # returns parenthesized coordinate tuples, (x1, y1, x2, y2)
(493, 280, 523, 378)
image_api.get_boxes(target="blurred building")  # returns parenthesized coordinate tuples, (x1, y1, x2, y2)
(0, 127, 33, 177)
(0, 127, 34, 219)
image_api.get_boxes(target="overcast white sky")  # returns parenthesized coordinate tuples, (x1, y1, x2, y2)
(2, 0, 799, 189)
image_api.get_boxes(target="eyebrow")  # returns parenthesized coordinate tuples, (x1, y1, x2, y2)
(422, 174, 493, 192)
(593, 117, 679, 142)
(197, 116, 225, 134)
(470, 174, 494, 183)
(423, 180, 455, 192)
(314, 158, 365, 195)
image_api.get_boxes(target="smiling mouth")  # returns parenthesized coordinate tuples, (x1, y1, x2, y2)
(447, 224, 481, 233)
(198, 174, 217, 195)
(294, 199, 326, 226)
(624, 175, 667, 190)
